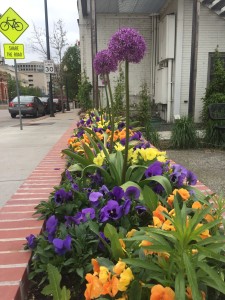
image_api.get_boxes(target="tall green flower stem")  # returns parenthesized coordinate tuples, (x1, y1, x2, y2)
(122, 60, 129, 183)
(106, 73, 115, 153)
(104, 76, 111, 124)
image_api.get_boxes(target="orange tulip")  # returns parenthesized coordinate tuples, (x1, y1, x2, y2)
(84, 273, 103, 300)
(150, 284, 175, 300)
(177, 188, 190, 201)
(91, 258, 100, 274)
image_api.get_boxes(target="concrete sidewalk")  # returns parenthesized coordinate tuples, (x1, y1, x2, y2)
(0, 109, 80, 206)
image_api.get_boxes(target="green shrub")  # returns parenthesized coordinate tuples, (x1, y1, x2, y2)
(144, 120, 160, 148)
(171, 116, 198, 149)
(137, 82, 151, 125)
(77, 72, 92, 112)
(113, 66, 125, 116)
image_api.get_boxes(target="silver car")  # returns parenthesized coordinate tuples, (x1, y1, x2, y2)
(8, 95, 46, 118)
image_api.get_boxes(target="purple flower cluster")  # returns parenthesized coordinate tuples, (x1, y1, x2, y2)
(93, 49, 118, 75)
(170, 164, 197, 187)
(108, 27, 147, 63)
(54, 188, 72, 205)
(53, 235, 72, 255)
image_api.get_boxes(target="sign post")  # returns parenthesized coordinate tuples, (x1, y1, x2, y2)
(0, 7, 29, 130)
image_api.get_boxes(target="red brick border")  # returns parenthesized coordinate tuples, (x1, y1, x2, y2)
(0, 120, 214, 299)
(0, 122, 76, 300)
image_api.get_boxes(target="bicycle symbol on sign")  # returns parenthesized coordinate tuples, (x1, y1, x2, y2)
(0, 17, 23, 31)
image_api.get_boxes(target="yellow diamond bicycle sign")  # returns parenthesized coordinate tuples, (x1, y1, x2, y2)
(0, 7, 29, 43)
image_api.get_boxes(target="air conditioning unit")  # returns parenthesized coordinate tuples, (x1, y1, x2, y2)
(158, 14, 175, 62)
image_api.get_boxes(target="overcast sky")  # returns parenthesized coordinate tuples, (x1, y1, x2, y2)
(0, 0, 79, 64)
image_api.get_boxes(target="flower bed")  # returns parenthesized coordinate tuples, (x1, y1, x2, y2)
(26, 27, 225, 300)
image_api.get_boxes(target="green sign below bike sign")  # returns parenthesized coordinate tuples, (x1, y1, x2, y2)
(0, 7, 29, 43)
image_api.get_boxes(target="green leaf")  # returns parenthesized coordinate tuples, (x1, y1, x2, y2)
(61, 286, 71, 300)
(104, 224, 125, 260)
(82, 164, 112, 184)
(198, 261, 225, 294)
(62, 149, 89, 166)
(183, 253, 202, 300)
(129, 280, 142, 300)
(125, 165, 147, 182)
(175, 272, 186, 300)
(41, 264, 62, 300)
(67, 164, 83, 172)
(84, 132, 101, 154)
(123, 258, 162, 273)
(142, 185, 158, 212)
(82, 142, 95, 162)
(140, 175, 172, 195)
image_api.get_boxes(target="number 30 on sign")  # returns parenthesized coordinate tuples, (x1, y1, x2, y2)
(44, 60, 54, 74)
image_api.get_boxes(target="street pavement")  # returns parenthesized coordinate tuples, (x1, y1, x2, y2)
(0, 108, 80, 206)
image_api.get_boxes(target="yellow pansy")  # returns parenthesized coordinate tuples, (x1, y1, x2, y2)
(115, 143, 125, 151)
(99, 266, 110, 284)
(118, 268, 134, 291)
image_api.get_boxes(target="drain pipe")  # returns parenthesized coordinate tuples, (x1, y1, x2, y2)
(167, 59, 172, 122)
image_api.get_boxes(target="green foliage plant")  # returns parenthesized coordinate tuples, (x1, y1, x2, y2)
(137, 82, 151, 126)
(77, 72, 92, 112)
(42, 264, 71, 300)
(201, 48, 225, 145)
(171, 116, 198, 149)
(113, 65, 125, 117)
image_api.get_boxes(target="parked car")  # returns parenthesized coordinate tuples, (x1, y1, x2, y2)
(39, 97, 56, 114)
(53, 98, 66, 112)
(8, 95, 45, 118)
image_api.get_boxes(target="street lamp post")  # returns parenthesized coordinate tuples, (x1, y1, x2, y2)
(63, 65, 70, 111)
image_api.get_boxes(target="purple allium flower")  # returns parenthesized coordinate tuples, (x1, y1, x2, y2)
(122, 199, 131, 215)
(187, 170, 197, 185)
(53, 235, 72, 255)
(26, 234, 36, 249)
(124, 186, 140, 201)
(145, 161, 164, 178)
(93, 49, 118, 75)
(99, 200, 122, 222)
(46, 215, 58, 242)
(54, 189, 72, 205)
(111, 186, 124, 201)
(89, 191, 103, 206)
(170, 164, 188, 188)
(108, 27, 146, 63)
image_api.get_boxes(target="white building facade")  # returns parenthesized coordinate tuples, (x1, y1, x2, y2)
(78, 0, 225, 122)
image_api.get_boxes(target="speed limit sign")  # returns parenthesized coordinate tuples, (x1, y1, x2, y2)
(44, 60, 54, 74)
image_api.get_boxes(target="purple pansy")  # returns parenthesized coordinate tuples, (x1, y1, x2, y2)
(52, 235, 72, 255)
(82, 208, 96, 221)
(108, 27, 146, 63)
(124, 186, 140, 201)
(99, 200, 122, 222)
(89, 191, 103, 206)
(187, 170, 197, 185)
(93, 49, 118, 75)
(145, 161, 164, 178)
(99, 185, 110, 195)
(54, 188, 72, 205)
(122, 199, 131, 215)
(110, 186, 124, 201)
(46, 215, 58, 242)
(26, 234, 36, 249)
(135, 205, 147, 216)
(170, 164, 188, 188)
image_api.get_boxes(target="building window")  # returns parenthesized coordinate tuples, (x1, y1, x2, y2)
(208, 52, 225, 85)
